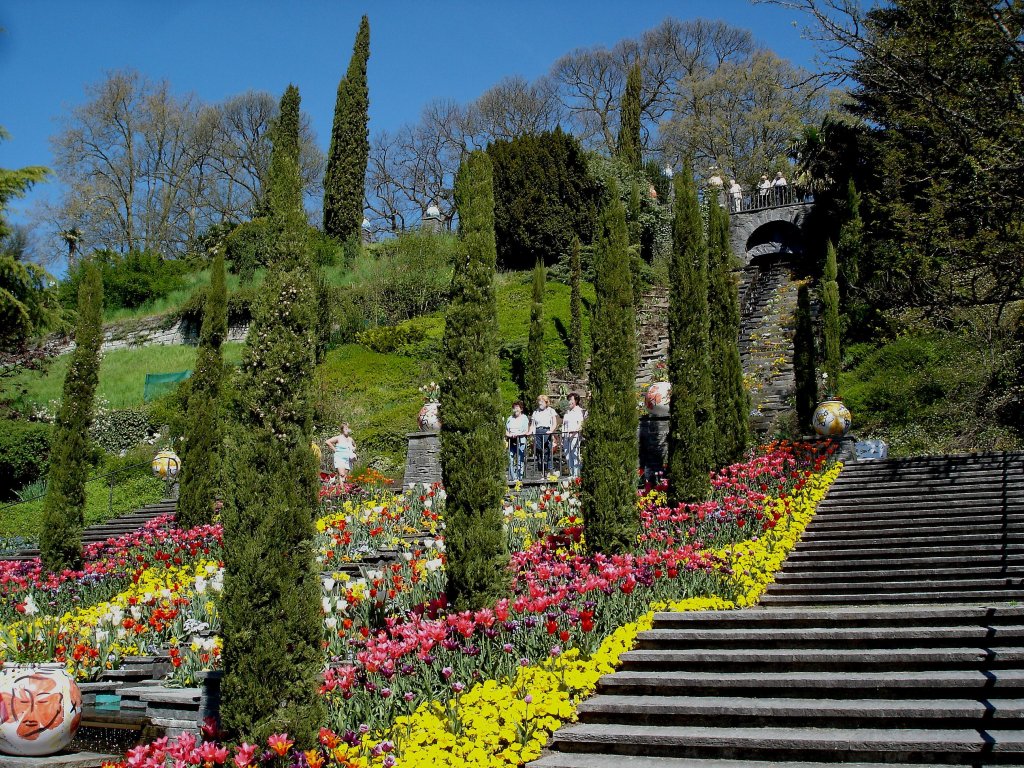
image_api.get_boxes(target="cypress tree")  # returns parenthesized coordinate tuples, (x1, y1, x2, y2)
(526, 259, 546, 404)
(581, 183, 638, 554)
(440, 151, 507, 611)
(823, 241, 842, 390)
(324, 15, 370, 242)
(177, 248, 227, 529)
(39, 262, 103, 573)
(220, 85, 324, 747)
(616, 63, 643, 171)
(837, 179, 863, 299)
(666, 169, 715, 504)
(568, 236, 584, 376)
(707, 201, 748, 466)
(793, 284, 818, 432)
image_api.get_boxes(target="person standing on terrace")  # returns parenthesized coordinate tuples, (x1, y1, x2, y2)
(529, 395, 558, 475)
(326, 424, 356, 484)
(505, 401, 529, 482)
(561, 393, 586, 478)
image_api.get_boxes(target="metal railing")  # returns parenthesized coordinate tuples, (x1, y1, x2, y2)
(0, 460, 158, 523)
(727, 185, 814, 213)
(506, 430, 584, 483)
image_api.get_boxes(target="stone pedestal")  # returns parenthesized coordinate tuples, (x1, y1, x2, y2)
(638, 415, 670, 481)
(403, 431, 441, 488)
(0, 754, 118, 768)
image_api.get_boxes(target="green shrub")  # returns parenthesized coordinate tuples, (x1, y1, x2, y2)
(0, 420, 52, 500)
(356, 322, 427, 354)
(90, 407, 155, 454)
(309, 229, 345, 267)
(60, 250, 186, 312)
(224, 219, 273, 282)
(347, 230, 455, 325)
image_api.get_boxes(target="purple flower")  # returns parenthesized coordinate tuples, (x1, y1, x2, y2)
(441, 666, 453, 679)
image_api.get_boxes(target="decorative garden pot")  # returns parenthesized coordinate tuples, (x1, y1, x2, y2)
(644, 382, 672, 417)
(417, 402, 441, 432)
(0, 663, 82, 756)
(151, 449, 181, 480)
(812, 399, 852, 437)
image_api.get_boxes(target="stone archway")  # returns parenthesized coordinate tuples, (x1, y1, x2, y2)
(730, 202, 813, 267)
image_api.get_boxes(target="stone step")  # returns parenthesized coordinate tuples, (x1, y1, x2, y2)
(794, 530, 1024, 548)
(774, 565, 1024, 582)
(814, 498, 1024, 514)
(548, 723, 1024, 763)
(635, 625, 1024, 650)
(767, 577, 1024, 595)
(618, 647, 1024, 673)
(817, 483, 1024, 500)
(829, 467, 1024, 484)
(786, 542, 1024, 560)
(798, 528, 1024, 544)
(596, 668, 1024, 698)
(781, 553, 1024, 572)
(575, 695, 1024, 729)
(818, 490, 1024, 509)
(650, 605, 1024, 629)
(759, 590, 1024, 606)
(808, 511, 1024, 531)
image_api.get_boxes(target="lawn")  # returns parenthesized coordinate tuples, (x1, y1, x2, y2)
(2, 343, 245, 411)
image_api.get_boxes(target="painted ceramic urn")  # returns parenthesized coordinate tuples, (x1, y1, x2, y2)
(417, 402, 441, 432)
(644, 382, 672, 417)
(151, 449, 181, 480)
(812, 399, 852, 437)
(0, 664, 82, 756)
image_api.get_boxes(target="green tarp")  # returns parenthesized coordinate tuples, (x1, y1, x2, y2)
(143, 370, 192, 402)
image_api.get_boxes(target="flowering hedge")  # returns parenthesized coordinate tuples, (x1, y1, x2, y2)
(0, 441, 840, 768)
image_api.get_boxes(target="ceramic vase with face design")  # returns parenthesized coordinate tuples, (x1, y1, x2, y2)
(0, 664, 82, 756)
(644, 382, 672, 417)
(417, 401, 441, 432)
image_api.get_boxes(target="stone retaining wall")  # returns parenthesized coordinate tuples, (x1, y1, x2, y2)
(49, 315, 250, 356)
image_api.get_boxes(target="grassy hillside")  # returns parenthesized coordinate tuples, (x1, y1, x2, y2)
(1, 271, 595, 477)
(2, 343, 245, 411)
(841, 326, 1021, 457)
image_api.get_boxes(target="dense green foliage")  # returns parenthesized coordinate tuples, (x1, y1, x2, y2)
(324, 15, 370, 243)
(440, 151, 508, 610)
(793, 284, 817, 432)
(224, 219, 272, 283)
(568, 237, 584, 376)
(848, 0, 1024, 313)
(707, 202, 747, 466)
(1, 251, 60, 347)
(0, 420, 51, 500)
(581, 186, 638, 554)
(177, 249, 227, 529)
(666, 170, 714, 504)
(843, 323, 1022, 456)
(526, 260, 546, 403)
(40, 262, 104, 572)
(488, 129, 601, 270)
(616, 63, 643, 171)
(220, 85, 324, 747)
(822, 242, 842, 390)
(60, 250, 187, 312)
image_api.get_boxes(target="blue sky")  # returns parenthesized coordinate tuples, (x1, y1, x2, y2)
(0, 1, 819, 239)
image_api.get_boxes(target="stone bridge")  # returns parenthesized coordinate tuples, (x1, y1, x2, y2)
(728, 188, 814, 266)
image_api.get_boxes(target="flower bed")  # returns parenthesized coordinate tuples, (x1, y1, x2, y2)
(2, 440, 839, 767)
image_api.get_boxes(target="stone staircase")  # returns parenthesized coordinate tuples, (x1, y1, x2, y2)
(739, 259, 802, 437)
(547, 287, 669, 404)
(1, 499, 177, 562)
(534, 452, 1024, 767)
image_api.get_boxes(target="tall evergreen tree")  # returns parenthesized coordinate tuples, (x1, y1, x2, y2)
(793, 283, 818, 432)
(616, 63, 643, 171)
(666, 169, 715, 504)
(837, 179, 863, 300)
(324, 15, 370, 242)
(581, 183, 638, 554)
(440, 151, 507, 611)
(526, 259, 546, 404)
(219, 86, 324, 747)
(707, 201, 748, 466)
(822, 241, 842, 390)
(40, 262, 103, 572)
(568, 236, 585, 376)
(177, 248, 227, 529)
